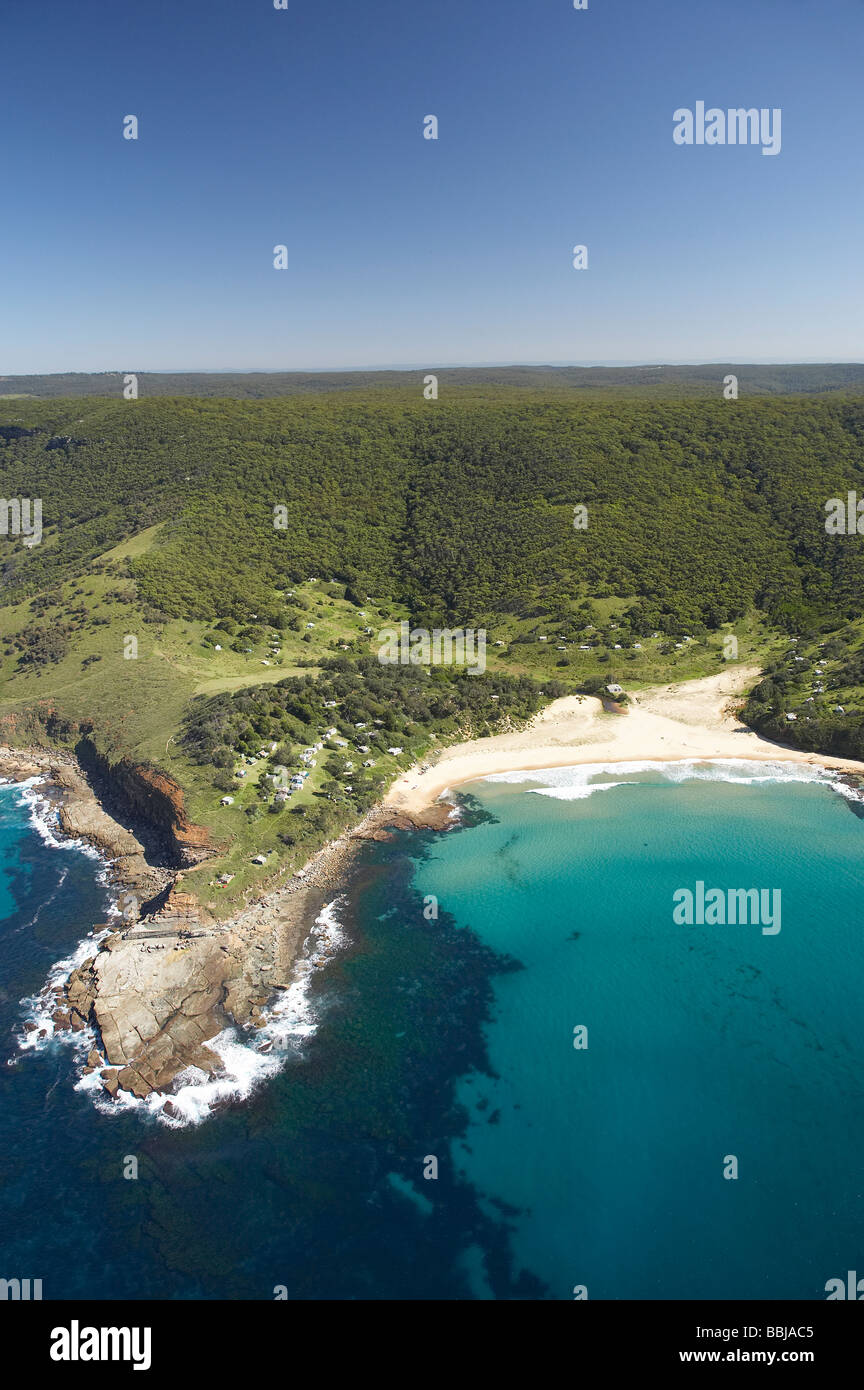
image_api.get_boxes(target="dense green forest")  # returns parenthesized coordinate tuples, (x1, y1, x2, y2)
(3, 387, 864, 904)
(3, 392, 864, 633)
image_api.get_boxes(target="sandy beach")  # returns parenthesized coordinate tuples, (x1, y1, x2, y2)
(385, 666, 864, 816)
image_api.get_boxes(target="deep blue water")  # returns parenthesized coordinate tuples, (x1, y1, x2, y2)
(1, 763, 862, 1301)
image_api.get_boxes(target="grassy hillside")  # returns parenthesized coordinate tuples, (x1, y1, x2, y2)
(2, 387, 864, 906)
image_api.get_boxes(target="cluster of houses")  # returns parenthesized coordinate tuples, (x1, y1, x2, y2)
(532, 627, 681, 656)
(221, 715, 403, 818)
(782, 642, 847, 723)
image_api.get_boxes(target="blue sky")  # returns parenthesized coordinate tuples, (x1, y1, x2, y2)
(2, 0, 862, 372)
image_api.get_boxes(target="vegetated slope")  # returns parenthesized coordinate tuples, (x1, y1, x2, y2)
(3, 392, 864, 630)
(2, 389, 864, 900)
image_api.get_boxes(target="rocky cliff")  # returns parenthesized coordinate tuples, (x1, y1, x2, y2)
(0, 708, 214, 869)
(73, 740, 213, 867)
(56, 879, 303, 1101)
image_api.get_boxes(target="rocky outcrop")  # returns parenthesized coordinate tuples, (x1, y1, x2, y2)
(0, 718, 214, 870)
(58, 798, 142, 856)
(58, 878, 297, 1100)
(356, 803, 456, 837)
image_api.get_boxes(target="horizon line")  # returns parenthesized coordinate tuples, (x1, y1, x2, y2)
(3, 359, 864, 377)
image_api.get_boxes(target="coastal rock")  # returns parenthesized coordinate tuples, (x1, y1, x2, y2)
(0, 757, 42, 780)
(111, 853, 163, 894)
(86, 886, 248, 1096)
(116, 1067, 152, 1100)
(58, 801, 142, 858)
(7, 742, 368, 1104)
(374, 804, 455, 834)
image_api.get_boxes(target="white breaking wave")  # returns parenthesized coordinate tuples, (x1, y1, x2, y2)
(532, 779, 640, 801)
(9, 777, 113, 872)
(484, 758, 857, 801)
(16, 923, 112, 1059)
(8, 777, 117, 1062)
(85, 897, 351, 1129)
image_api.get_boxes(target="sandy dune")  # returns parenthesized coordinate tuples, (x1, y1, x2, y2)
(385, 665, 864, 815)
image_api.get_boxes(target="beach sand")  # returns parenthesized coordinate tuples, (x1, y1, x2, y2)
(384, 666, 864, 815)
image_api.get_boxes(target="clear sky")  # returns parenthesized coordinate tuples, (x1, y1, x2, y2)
(2, 0, 862, 372)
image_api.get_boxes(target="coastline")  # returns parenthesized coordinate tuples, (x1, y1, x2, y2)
(11, 662, 862, 1114)
(384, 667, 864, 815)
(2, 743, 455, 1115)
(0, 746, 172, 902)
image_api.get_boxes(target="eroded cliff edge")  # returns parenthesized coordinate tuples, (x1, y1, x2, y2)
(4, 737, 455, 1108)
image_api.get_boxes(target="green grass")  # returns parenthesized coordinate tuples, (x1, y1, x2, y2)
(0, 523, 779, 912)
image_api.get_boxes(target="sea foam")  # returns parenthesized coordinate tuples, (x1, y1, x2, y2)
(484, 758, 856, 802)
(8, 779, 116, 1058)
(9, 777, 348, 1126)
(88, 897, 351, 1129)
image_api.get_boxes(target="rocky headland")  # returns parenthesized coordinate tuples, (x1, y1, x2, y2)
(4, 743, 458, 1106)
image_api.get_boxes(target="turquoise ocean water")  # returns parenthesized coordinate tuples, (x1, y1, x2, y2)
(412, 760, 864, 1300)
(1, 760, 862, 1300)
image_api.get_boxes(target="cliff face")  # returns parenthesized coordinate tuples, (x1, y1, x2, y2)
(77, 747, 213, 865)
(0, 710, 213, 868)
(74, 742, 214, 868)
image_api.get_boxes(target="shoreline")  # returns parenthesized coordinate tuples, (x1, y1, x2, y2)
(2, 743, 454, 1113)
(10, 663, 863, 1111)
(0, 746, 173, 903)
(383, 667, 864, 816)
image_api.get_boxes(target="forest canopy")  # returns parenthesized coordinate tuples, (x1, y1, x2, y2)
(3, 391, 864, 641)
